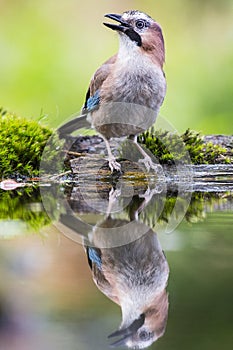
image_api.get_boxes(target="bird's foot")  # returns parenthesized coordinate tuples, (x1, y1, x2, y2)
(107, 156, 121, 173)
(109, 187, 121, 202)
(138, 155, 163, 174)
(140, 184, 165, 201)
(106, 187, 122, 215)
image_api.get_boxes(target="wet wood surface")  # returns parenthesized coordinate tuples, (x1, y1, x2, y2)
(41, 134, 233, 195)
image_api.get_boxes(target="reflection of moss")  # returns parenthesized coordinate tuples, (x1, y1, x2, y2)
(0, 108, 55, 177)
(0, 187, 51, 231)
(141, 192, 232, 227)
(138, 128, 231, 164)
(1, 183, 232, 233)
(184, 193, 207, 223)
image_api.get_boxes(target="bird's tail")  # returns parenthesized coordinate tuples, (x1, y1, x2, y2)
(58, 114, 90, 136)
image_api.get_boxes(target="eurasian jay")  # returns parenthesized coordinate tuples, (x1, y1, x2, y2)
(59, 10, 166, 173)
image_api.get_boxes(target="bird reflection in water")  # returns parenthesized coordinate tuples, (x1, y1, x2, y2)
(84, 189, 169, 349)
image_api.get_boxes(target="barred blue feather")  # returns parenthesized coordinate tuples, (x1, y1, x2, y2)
(86, 91, 100, 112)
(87, 247, 102, 270)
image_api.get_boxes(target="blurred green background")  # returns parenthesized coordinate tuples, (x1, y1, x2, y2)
(0, 0, 232, 134)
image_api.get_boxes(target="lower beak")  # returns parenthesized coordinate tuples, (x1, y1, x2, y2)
(109, 334, 131, 348)
(108, 313, 145, 347)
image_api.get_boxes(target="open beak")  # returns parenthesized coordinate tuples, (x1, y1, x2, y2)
(103, 13, 130, 33)
(103, 13, 142, 46)
(108, 314, 145, 347)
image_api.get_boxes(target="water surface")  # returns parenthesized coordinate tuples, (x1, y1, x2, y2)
(0, 170, 232, 350)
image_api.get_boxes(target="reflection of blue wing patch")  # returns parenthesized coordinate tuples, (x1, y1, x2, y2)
(87, 247, 102, 270)
(87, 91, 100, 112)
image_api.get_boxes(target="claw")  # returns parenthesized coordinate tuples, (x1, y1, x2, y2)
(107, 187, 122, 215)
(107, 157, 122, 172)
(138, 155, 163, 174)
(139, 184, 165, 202)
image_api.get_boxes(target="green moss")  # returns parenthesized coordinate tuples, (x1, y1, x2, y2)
(138, 128, 231, 165)
(182, 129, 230, 164)
(0, 108, 56, 177)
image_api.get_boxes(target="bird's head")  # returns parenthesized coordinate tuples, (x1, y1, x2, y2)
(108, 290, 169, 349)
(103, 10, 165, 67)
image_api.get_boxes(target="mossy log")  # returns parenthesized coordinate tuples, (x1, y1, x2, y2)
(65, 132, 233, 168)
(63, 133, 233, 193)
(0, 108, 232, 179)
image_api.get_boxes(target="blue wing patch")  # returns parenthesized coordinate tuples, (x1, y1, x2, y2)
(87, 247, 102, 270)
(86, 90, 100, 112)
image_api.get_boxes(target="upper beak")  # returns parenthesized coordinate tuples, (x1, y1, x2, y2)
(108, 313, 145, 347)
(103, 13, 130, 32)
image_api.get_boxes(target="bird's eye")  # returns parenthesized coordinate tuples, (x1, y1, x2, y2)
(135, 20, 146, 30)
(139, 331, 151, 341)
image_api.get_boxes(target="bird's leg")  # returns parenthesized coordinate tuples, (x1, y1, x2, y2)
(129, 183, 166, 221)
(139, 184, 165, 204)
(102, 136, 121, 172)
(106, 186, 122, 216)
(132, 136, 163, 174)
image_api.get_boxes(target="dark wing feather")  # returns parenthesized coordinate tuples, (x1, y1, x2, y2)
(83, 88, 91, 110)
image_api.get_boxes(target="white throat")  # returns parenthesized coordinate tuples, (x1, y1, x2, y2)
(118, 34, 141, 61)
